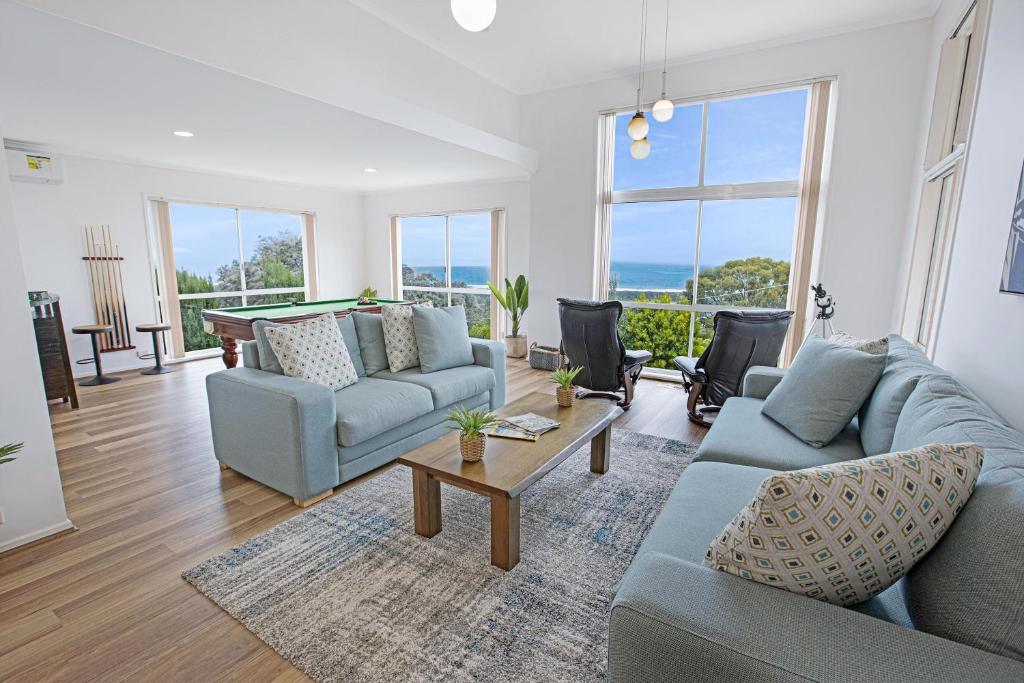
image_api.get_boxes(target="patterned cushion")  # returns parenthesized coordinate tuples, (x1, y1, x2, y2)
(264, 313, 359, 391)
(704, 443, 984, 606)
(381, 302, 433, 373)
(829, 331, 889, 355)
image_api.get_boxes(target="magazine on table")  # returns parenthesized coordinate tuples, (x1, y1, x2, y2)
(482, 413, 561, 441)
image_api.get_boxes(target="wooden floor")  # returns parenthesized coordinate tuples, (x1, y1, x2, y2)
(0, 357, 706, 682)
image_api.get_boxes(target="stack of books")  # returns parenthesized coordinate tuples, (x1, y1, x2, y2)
(483, 413, 560, 442)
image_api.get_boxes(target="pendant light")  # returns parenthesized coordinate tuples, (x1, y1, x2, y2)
(451, 0, 496, 32)
(651, 0, 674, 122)
(628, 0, 650, 158)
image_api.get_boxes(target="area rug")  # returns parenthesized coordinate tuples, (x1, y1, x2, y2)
(183, 429, 697, 682)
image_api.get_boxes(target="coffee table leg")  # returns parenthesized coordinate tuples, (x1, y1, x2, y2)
(490, 494, 521, 570)
(591, 423, 611, 474)
(412, 469, 441, 538)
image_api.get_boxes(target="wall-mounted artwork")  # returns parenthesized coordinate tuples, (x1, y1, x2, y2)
(1000, 160, 1024, 295)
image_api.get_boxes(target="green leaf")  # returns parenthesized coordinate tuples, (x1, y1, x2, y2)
(486, 281, 508, 309)
(518, 280, 528, 311)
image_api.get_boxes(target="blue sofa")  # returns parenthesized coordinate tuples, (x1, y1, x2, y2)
(609, 335, 1024, 681)
(206, 313, 506, 505)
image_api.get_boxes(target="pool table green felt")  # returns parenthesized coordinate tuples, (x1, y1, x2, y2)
(213, 298, 406, 319)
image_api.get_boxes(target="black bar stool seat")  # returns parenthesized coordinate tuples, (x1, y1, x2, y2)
(72, 324, 121, 386)
(136, 323, 174, 375)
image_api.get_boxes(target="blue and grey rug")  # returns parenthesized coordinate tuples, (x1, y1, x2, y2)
(183, 429, 696, 682)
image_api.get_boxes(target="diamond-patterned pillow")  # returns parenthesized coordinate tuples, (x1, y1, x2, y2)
(381, 302, 433, 373)
(263, 313, 358, 391)
(829, 331, 889, 355)
(704, 443, 984, 606)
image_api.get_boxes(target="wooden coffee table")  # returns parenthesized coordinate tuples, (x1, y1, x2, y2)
(398, 392, 623, 570)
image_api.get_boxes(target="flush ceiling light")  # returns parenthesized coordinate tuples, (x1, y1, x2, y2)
(451, 0, 496, 32)
(651, 0, 674, 122)
(627, 0, 650, 143)
(173, 130, 194, 138)
(364, 168, 377, 173)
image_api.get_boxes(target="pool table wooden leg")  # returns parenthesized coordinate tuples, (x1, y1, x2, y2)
(221, 336, 238, 368)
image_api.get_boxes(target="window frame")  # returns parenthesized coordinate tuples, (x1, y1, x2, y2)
(150, 196, 318, 358)
(390, 208, 505, 340)
(900, 0, 989, 354)
(595, 79, 833, 371)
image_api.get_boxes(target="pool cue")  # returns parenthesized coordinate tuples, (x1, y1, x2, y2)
(105, 225, 127, 348)
(84, 226, 105, 350)
(96, 224, 116, 350)
(112, 231, 131, 347)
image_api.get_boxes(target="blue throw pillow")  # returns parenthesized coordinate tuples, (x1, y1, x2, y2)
(412, 305, 474, 373)
(352, 312, 390, 375)
(761, 337, 885, 448)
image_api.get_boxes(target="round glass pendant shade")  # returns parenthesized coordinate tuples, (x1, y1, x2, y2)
(626, 112, 649, 141)
(630, 137, 651, 160)
(451, 0, 496, 31)
(652, 97, 674, 122)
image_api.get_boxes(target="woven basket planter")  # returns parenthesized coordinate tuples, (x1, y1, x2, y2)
(556, 386, 576, 408)
(529, 343, 565, 371)
(459, 434, 486, 462)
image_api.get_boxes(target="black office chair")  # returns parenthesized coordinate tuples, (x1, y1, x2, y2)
(674, 309, 793, 427)
(557, 298, 652, 410)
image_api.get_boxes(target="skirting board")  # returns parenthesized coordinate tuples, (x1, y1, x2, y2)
(0, 518, 76, 555)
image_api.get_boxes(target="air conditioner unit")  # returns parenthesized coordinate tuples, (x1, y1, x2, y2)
(6, 148, 64, 184)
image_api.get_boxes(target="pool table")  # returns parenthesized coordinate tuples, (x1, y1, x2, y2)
(202, 297, 410, 368)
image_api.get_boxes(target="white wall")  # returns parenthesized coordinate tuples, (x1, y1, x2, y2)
(520, 20, 933, 347)
(928, 0, 1024, 430)
(11, 155, 365, 374)
(0, 123, 72, 553)
(361, 179, 531, 333)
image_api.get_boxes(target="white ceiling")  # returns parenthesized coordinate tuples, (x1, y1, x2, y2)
(0, 2, 529, 191)
(350, 0, 942, 93)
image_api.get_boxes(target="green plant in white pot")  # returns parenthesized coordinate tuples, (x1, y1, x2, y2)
(488, 275, 529, 358)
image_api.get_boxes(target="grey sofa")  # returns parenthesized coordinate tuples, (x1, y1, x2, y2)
(206, 314, 505, 505)
(610, 335, 1024, 681)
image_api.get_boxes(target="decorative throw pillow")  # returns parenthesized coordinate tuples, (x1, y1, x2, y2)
(381, 302, 433, 373)
(263, 313, 358, 390)
(829, 331, 889, 355)
(352, 312, 389, 375)
(413, 305, 474, 373)
(252, 319, 285, 374)
(761, 337, 886, 448)
(704, 443, 984, 606)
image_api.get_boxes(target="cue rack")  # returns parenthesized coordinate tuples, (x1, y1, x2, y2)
(82, 225, 134, 352)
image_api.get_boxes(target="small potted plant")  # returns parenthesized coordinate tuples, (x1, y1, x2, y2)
(446, 405, 498, 462)
(0, 442, 24, 468)
(487, 275, 529, 358)
(550, 367, 583, 407)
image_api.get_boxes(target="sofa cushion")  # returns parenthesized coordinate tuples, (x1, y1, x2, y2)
(334, 377, 434, 447)
(829, 331, 889, 354)
(381, 302, 432, 373)
(704, 443, 984, 606)
(352, 312, 389, 375)
(858, 335, 934, 456)
(373, 364, 495, 410)
(698, 397, 866, 471)
(337, 315, 366, 377)
(413, 305, 474, 373)
(762, 338, 885, 448)
(264, 313, 359, 391)
(891, 373, 1024, 658)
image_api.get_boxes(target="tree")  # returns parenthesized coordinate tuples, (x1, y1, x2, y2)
(687, 257, 789, 309)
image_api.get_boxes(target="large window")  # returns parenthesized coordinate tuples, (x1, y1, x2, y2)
(153, 200, 316, 355)
(392, 210, 502, 339)
(901, 1, 988, 353)
(597, 83, 831, 371)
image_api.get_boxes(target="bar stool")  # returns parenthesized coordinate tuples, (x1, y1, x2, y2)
(72, 324, 121, 386)
(136, 323, 174, 375)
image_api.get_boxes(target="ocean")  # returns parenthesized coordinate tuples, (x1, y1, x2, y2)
(406, 262, 695, 291)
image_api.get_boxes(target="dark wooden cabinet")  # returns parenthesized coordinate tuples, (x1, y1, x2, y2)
(31, 295, 78, 409)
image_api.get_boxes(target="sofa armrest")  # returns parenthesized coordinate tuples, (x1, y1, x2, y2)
(610, 552, 1024, 683)
(206, 368, 339, 500)
(470, 339, 506, 409)
(741, 366, 786, 400)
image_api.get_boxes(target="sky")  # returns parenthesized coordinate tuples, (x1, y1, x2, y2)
(611, 87, 807, 267)
(170, 204, 303, 282)
(400, 212, 491, 268)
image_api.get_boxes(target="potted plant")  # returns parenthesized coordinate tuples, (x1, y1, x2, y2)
(0, 442, 24, 467)
(488, 274, 529, 358)
(358, 286, 378, 304)
(550, 367, 583, 407)
(445, 406, 498, 462)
